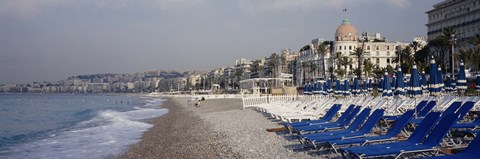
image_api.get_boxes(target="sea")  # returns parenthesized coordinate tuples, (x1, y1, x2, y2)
(0, 93, 168, 159)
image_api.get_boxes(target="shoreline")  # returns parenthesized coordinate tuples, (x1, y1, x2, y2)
(118, 97, 318, 158)
(117, 98, 235, 158)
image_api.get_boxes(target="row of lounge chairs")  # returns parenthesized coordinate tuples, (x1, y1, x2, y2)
(253, 96, 480, 158)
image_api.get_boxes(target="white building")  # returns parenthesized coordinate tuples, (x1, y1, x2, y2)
(294, 17, 421, 85)
(426, 0, 480, 41)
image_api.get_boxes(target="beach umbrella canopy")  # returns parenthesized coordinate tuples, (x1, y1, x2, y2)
(313, 82, 321, 94)
(378, 78, 384, 93)
(322, 82, 328, 95)
(327, 80, 333, 94)
(382, 72, 392, 97)
(445, 76, 453, 93)
(457, 61, 468, 92)
(352, 78, 360, 95)
(392, 76, 397, 92)
(335, 80, 342, 95)
(420, 71, 428, 93)
(408, 64, 422, 97)
(428, 58, 441, 96)
(368, 79, 373, 93)
(362, 80, 367, 94)
(394, 67, 405, 96)
(437, 67, 444, 92)
(344, 79, 351, 96)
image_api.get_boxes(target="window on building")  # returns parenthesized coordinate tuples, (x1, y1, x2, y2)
(349, 65, 352, 69)
(339, 46, 342, 50)
(349, 46, 352, 50)
(367, 46, 370, 50)
(376, 51, 380, 56)
(387, 58, 390, 63)
(387, 45, 390, 50)
(376, 46, 379, 50)
(344, 46, 347, 50)
(376, 58, 379, 64)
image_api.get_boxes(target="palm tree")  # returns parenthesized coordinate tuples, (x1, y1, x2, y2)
(301, 62, 309, 84)
(268, 53, 280, 78)
(339, 56, 353, 79)
(363, 59, 375, 79)
(469, 33, 480, 73)
(352, 47, 366, 79)
(309, 61, 318, 80)
(317, 42, 328, 79)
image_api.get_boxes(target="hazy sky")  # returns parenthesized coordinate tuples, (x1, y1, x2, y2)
(0, 0, 443, 84)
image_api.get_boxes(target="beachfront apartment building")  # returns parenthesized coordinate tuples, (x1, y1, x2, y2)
(426, 0, 480, 42)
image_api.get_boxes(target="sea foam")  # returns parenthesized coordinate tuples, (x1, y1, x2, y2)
(4, 98, 168, 159)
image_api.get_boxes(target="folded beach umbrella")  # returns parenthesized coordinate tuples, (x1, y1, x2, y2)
(362, 80, 367, 95)
(457, 61, 468, 92)
(352, 78, 360, 95)
(476, 75, 480, 92)
(378, 78, 384, 93)
(408, 64, 422, 97)
(445, 76, 453, 93)
(382, 72, 392, 97)
(429, 58, 441, 96)
(391, 76, 397, 92)
(368, 79, 373, 93)
(313, 82, 321, 94)
(322, 82, 328, 95)
(394, 67, 405, 96)
(437, 67, 444, 92)
(304, 83, 312, 95)
(335, 80, 342, 95)
(327, 80, 333, 94)
(344, 79, 351, 96)
(421, 71, 428, 93)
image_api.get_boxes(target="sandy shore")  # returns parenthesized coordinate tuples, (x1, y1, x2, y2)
(118, 97, 320, 159)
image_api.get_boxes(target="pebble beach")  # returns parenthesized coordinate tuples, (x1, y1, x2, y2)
(117, 97, 320, 159)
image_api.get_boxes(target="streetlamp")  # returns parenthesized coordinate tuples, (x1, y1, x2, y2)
(451, 34, 456, 79)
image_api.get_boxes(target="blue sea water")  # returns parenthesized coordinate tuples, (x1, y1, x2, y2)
(0, 93, 168, 159)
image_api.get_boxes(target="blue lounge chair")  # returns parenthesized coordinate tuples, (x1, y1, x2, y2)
(342, 113, 460, 159)
(305, 109, 384, 149)
(452, 115, 480, 129)
(383, 101, 427, 121)
(325, 110, 415, 152)
(340, 112, 441, 157)
(298, 108, 370, 135)
(453, 101, 475, 121)
(418, 131, 480, 159)
(416, 101, 437, 117)
(293, 106, 362, 134)
(410, 101, 461, 125)
(285, 104, 343, 128)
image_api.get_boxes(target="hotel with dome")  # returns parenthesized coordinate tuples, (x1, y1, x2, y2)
(294, 17, 426, 86)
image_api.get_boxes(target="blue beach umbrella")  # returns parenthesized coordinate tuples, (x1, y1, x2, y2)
(352, 78, 360, 95)
(335, 80, 342, 95)
(420, 71, 428, 93)
(382, 72, 392, 97)
(327, 80, 333, 94)
(394, 67, 405, 96)
(378, 79, 384, 93)
(322, 82, 328, 95)
(313, 82, 321, 94)
(437, 67, 444, 92)
(344, 79, 351, 96)
(368, 79, 373, 93)
(445, 76, 453, 93)
(362, 80, 367, 95)
(457, 61, 467, 92)
(408, 64, 422, 97)
(392, 76, 397, 92)
(428, 58, 441, 96)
